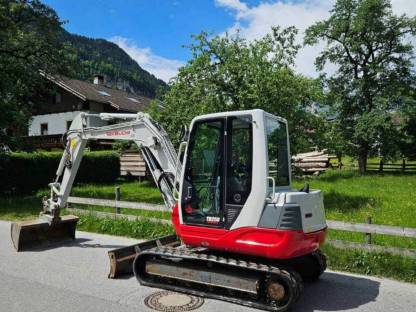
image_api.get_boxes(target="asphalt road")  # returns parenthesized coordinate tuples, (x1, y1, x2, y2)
(0, 220, 415, 312)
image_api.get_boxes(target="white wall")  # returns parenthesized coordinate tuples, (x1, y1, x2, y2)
(29, 111, 110, 136)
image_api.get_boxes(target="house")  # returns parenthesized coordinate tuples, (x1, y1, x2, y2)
(29, 73, 153, 137)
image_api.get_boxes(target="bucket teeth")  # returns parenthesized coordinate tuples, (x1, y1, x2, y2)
(10, 215, 79, 251)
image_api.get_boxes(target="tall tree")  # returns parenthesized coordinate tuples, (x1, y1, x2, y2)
(305, 0, 416, 173)
(149, 27, 324, 153)
(0, 0, 65, 145)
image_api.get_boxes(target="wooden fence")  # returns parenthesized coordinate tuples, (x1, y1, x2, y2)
(366, 159, 416, 173)
(67, 194, 416, 258)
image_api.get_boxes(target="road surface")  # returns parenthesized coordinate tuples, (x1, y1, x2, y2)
(0, 220, 415, 312)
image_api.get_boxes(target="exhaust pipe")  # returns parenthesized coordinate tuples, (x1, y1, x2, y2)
(10, 215, 79, 251)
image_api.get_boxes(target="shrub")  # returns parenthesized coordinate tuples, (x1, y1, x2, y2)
(0, 151, 120, 195)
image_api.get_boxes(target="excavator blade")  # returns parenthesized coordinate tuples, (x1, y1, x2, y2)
(107, 234, 179, 278)
(10, 215, 79, 251)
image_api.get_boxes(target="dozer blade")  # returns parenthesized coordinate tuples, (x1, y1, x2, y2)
(107, 234, 179, 278)
(10, 215, 79, 251)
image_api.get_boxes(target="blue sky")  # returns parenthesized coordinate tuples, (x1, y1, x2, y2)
(43, 0, 416, 82)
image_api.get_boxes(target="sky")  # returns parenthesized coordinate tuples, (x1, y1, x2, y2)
(43, 0, 416, 82)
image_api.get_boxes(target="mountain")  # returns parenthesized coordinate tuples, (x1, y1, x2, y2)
(59, 30, 167, 98)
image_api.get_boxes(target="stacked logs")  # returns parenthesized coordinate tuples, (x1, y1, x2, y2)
(120, 150, 147, 178)
(292, 150, 336, 175)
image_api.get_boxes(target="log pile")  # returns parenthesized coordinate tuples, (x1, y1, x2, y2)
(292, 150, 336, 175)
(120, 150, 147, 178)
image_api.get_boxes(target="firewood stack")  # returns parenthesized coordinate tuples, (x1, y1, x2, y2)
(292, 149, 336, 175)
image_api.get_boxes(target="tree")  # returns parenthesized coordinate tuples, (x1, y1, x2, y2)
(305, 0, 416, 174)
(149, 27, 324, 153)
(400, 98, 416, 159)
(0, 0, 66, 145)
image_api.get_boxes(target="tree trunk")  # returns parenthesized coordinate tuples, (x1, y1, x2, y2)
(358, 143, 369, 175)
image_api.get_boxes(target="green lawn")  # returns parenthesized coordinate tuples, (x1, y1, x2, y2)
(293, 169, 416, 228)
(73, 204, 171, 220)
(0, 196, 40, 221)
(36, 181, 164, 205)
(71, 181, 164, 204)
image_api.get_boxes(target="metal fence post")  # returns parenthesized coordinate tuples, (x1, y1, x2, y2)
(115, 186, 121, 214)
(365, 216, 372, 244)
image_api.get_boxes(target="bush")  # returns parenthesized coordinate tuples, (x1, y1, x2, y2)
(0, 151, 120, 195)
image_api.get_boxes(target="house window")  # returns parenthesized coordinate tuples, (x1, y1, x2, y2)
(40, 123, 48, 135)
(66, 120, 72, 130)
(55, 92, 62, 104)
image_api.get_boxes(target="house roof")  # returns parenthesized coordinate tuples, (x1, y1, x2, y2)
(41, 72, 153, 112)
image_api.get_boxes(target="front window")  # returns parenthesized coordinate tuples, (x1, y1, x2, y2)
(266, 117, 290, 187)
(40, 123, 48, 136)
(181, 119, 225, 226)
(226, 116, 252, 206)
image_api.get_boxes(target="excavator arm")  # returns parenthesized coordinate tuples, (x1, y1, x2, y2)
(11, 112, 183, 251)
(43, 112, 180, 222)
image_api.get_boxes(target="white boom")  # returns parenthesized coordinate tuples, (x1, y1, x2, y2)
(42, 112, 181, 223)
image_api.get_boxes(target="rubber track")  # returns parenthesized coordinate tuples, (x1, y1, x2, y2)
(134, 246, 303, 312)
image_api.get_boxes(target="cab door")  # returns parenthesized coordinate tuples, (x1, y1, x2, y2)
(224, 116, 253, 227)
(181, 118, 226, 227)
(181, 116, 253, 228)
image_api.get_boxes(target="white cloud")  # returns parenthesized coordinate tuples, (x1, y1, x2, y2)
(110, 36, 185, 83)
(391, 0, 416, 16)
(217, 0, 416, 77)
(215, 0, 248, 13)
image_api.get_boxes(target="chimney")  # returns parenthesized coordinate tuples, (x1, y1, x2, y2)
(93, 74, 104, 85)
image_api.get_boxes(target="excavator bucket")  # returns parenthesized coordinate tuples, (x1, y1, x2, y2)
(10, 215, 79, 251)
(108, 234, 179, 278)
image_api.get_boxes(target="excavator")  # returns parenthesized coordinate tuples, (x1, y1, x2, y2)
(11, 109, 327, 312)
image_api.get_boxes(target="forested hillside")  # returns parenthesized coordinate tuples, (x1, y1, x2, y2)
(60, 30, 167, 98)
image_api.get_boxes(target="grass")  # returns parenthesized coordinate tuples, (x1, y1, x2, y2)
(0, 196, 40, 221)
(72, 204, 171, 220)
(292, 169, 416, 228)
(322, 244, 416, 284)
(76, 215, 173, 240)
(327, 229, 416, 249)
(1, 170, 416, 283)
(36, 180, 164, 204)
(293, 169, 416, 250)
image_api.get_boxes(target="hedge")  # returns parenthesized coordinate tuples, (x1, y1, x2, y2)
(0, 151, 120, 195)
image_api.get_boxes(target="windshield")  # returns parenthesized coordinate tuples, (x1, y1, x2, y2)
(265, 117, 290, 187)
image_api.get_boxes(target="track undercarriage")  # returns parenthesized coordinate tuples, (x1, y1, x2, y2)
(108, 235, 326, 312)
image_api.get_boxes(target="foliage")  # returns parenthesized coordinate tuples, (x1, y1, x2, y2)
(76, 215, 173, 240)
(0, 151, 120, 195)
(400, 104, 416, 159)
(305, 0, 416, 173)
(59, 30, 167, 98)
(0, 0, 68, 144)
(149, 28, 324, 153)
(322, 244, 416, 283)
